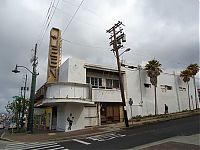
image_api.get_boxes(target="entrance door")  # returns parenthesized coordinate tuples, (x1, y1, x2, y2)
(113, 106, 120, 122)
(51, 107, 57, 130)
(100, 103, 120, 124)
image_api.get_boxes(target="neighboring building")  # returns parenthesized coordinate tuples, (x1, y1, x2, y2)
(35, 57, 199, 132)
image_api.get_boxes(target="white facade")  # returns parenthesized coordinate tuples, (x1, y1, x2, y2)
(56, 103, 97, 131)
(125, 68, 198, 119)
(59, 58, 86, 84)
(36, 57, 199, 132)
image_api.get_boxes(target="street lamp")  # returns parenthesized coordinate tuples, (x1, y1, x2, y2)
(12, 43, 38, 133)
(119, 48, 131, 57)
(12, 65, 34, 75)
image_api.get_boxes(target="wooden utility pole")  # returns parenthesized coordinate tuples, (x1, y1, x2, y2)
(107, 21, 129, 127)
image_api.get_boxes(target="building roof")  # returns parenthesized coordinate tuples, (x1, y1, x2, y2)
(84, 63, 125, 74)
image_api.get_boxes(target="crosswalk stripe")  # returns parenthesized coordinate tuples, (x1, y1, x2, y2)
(6, 142, 67, 150)
(72, 139, 91, 145)
(7, 141, 55, 146)
(7, 142, 57, 149)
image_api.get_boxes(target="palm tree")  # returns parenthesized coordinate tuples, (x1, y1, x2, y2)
(187, 64, 199, 109)
(180, 69, 191, 110)
(145, 59, 162, 115)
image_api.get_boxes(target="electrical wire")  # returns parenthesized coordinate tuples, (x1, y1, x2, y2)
(63, 0, 85, 34)
(37, 0, 55, 45)
(38, 0, 60, 47)
(62, 38, 110, 49)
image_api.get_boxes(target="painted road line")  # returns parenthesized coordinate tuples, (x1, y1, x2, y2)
(7, 142, 56, 148)
(118, 134, 126, 137)
(7, 142, 58, 150)
(7, 141, 56, 146)
(86, 133, 126, 142)
(50, 146, 65, 150)
(86, 136, 100, 141)
(72, 139, 91, 145)
(31, 144, 61, 150)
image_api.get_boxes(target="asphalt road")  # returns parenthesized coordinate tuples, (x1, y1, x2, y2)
(58, 115, 200, 150)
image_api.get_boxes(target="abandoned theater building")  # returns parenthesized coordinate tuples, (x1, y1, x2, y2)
(35, 57, 199, 132)
(34, 28, 199, 132)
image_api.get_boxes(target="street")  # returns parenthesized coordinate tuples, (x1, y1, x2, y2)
(2, 115, 200, 150)
(58, 115, 200, 150)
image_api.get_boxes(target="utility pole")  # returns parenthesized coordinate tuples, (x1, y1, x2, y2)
(106, 21, 129, 127)
(27, 43, 38, 133)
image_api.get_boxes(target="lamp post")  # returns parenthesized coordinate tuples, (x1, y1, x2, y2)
(12, 43, 38, 133)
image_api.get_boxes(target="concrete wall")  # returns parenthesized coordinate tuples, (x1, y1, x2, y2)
(46, 83, 90, 100)
(125, 68, 198, 119)
(56, 103, 97, 132)
(92, 88, 122, 102)
(59, 58, 86, 84)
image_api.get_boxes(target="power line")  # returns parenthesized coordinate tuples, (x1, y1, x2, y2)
(38, 0, 60, 47)
(62, 38, 110, 49)
(55, 7, 103, 30)
(63, 0, 85, 34)
(37, 0, 55, 45)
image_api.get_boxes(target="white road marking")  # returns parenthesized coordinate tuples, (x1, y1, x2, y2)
(7, 142, 57, 149)
(7, 141, 55, 146)
(6, 141, 66, 150)
(50, 146, 65, 150)
(72, 139, 91, 145)
(86, 133, 126, 142)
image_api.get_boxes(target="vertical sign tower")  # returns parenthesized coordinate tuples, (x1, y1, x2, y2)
(47, 28, 62, 83)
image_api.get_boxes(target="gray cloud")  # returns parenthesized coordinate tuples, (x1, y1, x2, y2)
(0, 0, 199, 112)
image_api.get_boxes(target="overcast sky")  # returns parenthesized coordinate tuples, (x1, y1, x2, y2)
(0, 0, 199, 113)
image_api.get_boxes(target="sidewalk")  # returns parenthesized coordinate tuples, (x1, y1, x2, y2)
(1, 109, 199, 143)
(130, 134, 200, 150)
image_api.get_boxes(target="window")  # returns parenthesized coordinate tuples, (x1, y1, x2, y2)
(106, 79, 112, 89)
(86, 77, 103, 88)
(94, 78, 98, 86)
(87, 77, 119, 89)
(91, 77, 95, 86)
(160, 85, 166, 92)
(106, 79, 120, 89)
(166, 86, 172, 90)
(113, 80, 119, 89)
(144, 83, 151, 88)
(160, 85, 173, 92)
(179, 87, 186, 91)
(99, 78, 102, 87)
(86, 77, 90, 84)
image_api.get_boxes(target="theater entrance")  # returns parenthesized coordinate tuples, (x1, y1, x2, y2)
(100, 102, 122, 124)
